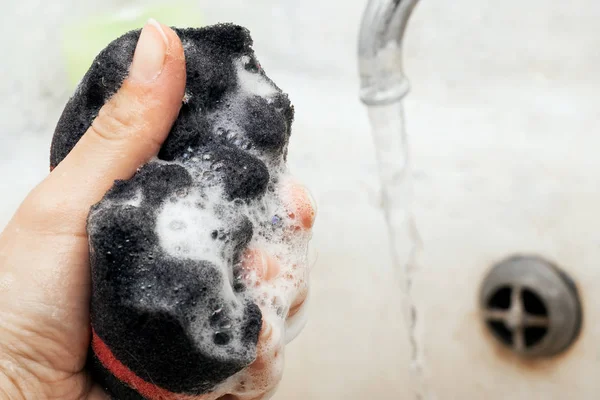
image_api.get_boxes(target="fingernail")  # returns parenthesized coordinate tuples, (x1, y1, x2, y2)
(130, 18, 169, 82)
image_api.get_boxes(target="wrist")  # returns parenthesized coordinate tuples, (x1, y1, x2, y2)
(0, 357, 28, 400)
(0, 322, 45, 400)
(0, 314, 34, 399)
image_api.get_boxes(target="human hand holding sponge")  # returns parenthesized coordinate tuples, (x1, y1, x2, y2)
(50, 20, 314, 400)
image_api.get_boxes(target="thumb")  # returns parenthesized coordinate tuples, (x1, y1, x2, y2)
(21, 19, 185, 235)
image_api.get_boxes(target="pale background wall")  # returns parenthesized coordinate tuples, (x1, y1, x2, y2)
(1, 1, 599, 399)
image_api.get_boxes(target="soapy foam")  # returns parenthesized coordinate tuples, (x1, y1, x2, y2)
(107, 54, 309, 398)
(145, 181, 308, 398)
(186, 57, 309, 398)
(236, 56, 279, 98)
(156, 188, 226, 266)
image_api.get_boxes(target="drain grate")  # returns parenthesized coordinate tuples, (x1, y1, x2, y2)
(484, 285, 549, 352)
(480, 255, 582, 358)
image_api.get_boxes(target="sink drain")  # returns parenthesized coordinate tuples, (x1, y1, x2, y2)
(480, 255, 582, 358)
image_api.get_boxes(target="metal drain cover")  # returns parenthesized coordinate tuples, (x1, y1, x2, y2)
(480, 255, 582, 358)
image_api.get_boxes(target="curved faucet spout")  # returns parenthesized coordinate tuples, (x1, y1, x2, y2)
(358, 0, 420, 105)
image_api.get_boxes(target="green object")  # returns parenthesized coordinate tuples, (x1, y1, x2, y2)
(62, 1, 203, 88)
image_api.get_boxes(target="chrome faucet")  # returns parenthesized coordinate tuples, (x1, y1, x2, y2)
(358, 0, 419, 105)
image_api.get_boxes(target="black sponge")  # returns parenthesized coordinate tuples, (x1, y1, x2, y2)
(50, 24, 295, 399)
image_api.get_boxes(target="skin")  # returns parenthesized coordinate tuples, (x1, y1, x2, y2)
(0, 21, 314, 400)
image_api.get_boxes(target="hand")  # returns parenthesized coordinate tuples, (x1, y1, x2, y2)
(0, 20, 314, 400)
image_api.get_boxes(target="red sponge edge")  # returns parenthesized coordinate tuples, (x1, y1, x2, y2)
(91, 329, 202, 400)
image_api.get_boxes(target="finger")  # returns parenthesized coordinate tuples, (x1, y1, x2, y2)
(281, 180, 316, 231)
(239, 246, 309, 345)
(287, 287, 308, 320)
(282, 262, 310, 345)
(231, 320, 283, 400)
(20, 19, 186, 235)
(241, 248, 281, 283)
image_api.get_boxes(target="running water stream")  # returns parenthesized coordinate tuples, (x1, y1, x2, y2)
(365, 100, 427, 399)
(358, 0, 430, 396)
